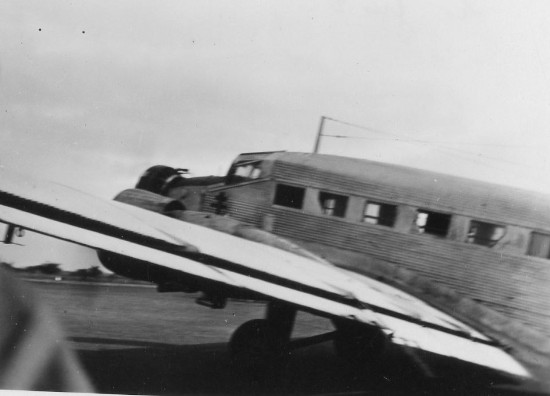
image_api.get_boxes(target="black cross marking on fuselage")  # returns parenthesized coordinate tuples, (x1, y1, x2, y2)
(211, 192, 228, 215)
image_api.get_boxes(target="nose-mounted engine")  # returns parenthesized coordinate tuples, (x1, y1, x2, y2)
(135, 165, 189, 196)
(135, 165, 226, 209)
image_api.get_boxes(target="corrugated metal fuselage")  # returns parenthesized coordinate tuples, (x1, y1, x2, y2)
(174, 152, 550, 340)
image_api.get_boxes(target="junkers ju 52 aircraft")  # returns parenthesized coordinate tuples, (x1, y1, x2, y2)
(0, 151, 535, 382)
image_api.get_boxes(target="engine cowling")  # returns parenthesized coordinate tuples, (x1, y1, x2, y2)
(114, 188, 185, 213)
(97, 251, 201, 292)
(135, 165, 187, 196)
(97, 188, 186, 281)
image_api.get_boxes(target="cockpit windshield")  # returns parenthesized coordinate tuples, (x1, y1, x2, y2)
(226, 160, 263, 184)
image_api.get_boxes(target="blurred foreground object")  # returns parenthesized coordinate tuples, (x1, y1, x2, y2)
(0, 268, 93, 392)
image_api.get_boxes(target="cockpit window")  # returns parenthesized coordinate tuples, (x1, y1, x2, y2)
(226, 161, 262, 184)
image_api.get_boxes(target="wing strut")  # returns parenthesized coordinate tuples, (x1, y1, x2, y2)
(2, 224, 24, 245)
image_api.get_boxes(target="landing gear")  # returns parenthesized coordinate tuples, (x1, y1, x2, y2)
(229, 319, 286, 363)
(228, 305, 389, 379)
(229, 303, 296, 359)
(333, 319, 388, 365)
(229, 302, 296, 380)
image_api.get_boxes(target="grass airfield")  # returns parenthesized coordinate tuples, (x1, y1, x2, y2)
(21, 278, 549, 395)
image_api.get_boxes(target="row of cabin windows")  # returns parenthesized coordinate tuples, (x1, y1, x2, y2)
(272, 183, 549, 256)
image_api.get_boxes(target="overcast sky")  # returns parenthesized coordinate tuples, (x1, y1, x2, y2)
(2, 1, 550, 268)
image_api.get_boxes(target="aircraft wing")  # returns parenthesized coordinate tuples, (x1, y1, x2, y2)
(0, 169, 530, 378)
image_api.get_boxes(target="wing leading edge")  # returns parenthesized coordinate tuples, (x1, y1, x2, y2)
(0, 169, 530, 378)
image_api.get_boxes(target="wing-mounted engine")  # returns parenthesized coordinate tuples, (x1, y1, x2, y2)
(99, 188, 238, 306)
(97, 188, 190, 285)
(114, 188, 186, 213)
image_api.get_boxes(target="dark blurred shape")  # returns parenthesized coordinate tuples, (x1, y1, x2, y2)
(25, 262, 62, 275)
(0, 267, 93, 392)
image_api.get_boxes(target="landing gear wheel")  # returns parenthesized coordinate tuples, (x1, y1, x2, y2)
(333, 321, 387, 366)
(230, 319, 285, 361)
(229, 319, 286, 380)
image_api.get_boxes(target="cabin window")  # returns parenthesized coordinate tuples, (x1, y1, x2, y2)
(466, 220, 506, 247)
(318, 192, 348, 217)
(527, 232, 550, 258)
(226, 160, 262, 184)
(415, 210, 451, 237)
(363, 202, 397, 227)
(273, 184, 305, 209)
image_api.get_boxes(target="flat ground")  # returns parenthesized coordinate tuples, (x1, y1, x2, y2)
(26, 280, 549, 395)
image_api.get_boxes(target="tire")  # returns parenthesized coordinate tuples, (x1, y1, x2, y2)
(229, 319, 286, 379)
(229, 319, 284, 359)
(333, 321, 387, 365)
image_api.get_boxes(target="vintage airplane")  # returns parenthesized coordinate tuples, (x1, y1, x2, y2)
(130, 151, 550, 346)
(0, 160, 534, 383)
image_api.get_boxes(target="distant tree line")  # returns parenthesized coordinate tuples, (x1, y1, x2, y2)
(0, 261, 104, 279)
